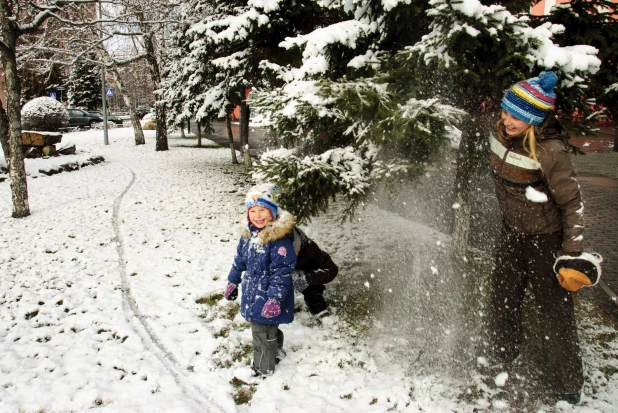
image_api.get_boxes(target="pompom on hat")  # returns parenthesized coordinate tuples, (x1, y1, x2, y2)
(501, 71, 559, 126)
(245, 183, 280, 220)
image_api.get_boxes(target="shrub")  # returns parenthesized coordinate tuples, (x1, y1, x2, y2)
(21, 97, 69, 131)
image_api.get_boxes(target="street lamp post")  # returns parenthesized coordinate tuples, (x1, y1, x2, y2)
(56, 86, 65, 105)
(98, 1, 108, 145)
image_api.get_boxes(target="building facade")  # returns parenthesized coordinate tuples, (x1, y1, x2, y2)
(531, 0, 618, 15)
(531, 0, 571, 15)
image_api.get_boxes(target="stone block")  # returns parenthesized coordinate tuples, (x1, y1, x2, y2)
(22, 131, 62, 147)
(42, 145, 58, 157)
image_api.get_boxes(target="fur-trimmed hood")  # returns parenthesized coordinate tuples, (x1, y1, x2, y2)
(242, 210, 296, 245)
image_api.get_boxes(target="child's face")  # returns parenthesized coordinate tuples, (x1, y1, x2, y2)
(248, 206, 273, 228)
(501, 110, 531, 137)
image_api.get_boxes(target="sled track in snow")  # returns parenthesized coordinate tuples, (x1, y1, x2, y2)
(111, 165, 226, 413)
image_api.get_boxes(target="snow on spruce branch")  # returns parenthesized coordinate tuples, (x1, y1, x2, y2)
(253, 144, 410, 222)
(399, 97, 467, 134)
(413, 0, 600, 77)
(255, 147, 370, 196)
(280, 20, 375, 78)
(248, 0, 286, 13)
(188, 8, 269, 43)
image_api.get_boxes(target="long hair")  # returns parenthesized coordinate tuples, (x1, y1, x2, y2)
(496, 119, 540, 164)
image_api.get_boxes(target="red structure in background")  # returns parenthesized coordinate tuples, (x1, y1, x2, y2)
(231, 88, 252, 121)
(531, 0, 618, 15)
(530, 0, 572, 15)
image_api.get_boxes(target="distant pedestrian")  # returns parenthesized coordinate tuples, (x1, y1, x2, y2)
(291, 227, 339, 323)
(483, 71, 603, 405)
(224, 184, 296, 376)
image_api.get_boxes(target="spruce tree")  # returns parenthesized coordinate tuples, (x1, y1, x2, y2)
(162, 0, 335, 167)
(536, 0, 618, 122)
(67, 53, 102, 110)
(251, 0, 464, 223)
(407, 0, 599, 256)
(251, 0, 600, 246)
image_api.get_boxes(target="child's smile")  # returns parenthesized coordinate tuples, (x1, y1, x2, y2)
(248, 206, 273, 228)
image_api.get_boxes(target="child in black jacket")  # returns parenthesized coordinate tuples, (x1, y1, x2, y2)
(291, 227, 338, 319)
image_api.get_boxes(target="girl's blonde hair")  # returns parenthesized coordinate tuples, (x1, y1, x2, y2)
(497, 119, 540, 164)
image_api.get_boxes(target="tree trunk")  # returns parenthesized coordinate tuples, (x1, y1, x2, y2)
(239, 96, 252, 167)
(238, 110, 245, 162)
(226, 116, 238, 164)
(450, 120, 486, 258)
(111, 67, 145, 145)
(0, 100, 9, 161)
(3, 53, 30, 218)
(154, 104, 168, 151)
(197, 121, 202, 147)
(142, 32, 168, 151)
(179, 125, 185, 139)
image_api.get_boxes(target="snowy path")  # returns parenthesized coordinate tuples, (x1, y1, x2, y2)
(110, 162, 225, 412)
(1, 128, 617, 412)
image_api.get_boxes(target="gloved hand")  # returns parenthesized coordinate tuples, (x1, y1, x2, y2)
(291, 269, 309, 293)
(224, 282, 238, 301)
(554, 252, 602, 292)
(261, 300, 281, 318)
(557, 268, 592, 292)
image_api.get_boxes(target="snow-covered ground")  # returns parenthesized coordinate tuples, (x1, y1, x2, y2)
(1, 128, 617, 413)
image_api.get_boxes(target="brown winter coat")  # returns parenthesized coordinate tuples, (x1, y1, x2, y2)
(489, 113, 584, 254)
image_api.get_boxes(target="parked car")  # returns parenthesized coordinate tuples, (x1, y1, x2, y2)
(134, 107, 151, 119)
(88, 111, 124, 126)
(67, 108, 103, 128)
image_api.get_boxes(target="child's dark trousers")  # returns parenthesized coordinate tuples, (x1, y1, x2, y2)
(302, 284, 328, 315)
(487, 227, 583, 395)
(251, 323, 284, 375)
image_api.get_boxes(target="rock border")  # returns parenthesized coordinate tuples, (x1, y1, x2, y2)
(0, 156, 105, 181)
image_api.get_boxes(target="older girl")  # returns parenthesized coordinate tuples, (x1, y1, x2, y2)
(485, 71, 602, 405)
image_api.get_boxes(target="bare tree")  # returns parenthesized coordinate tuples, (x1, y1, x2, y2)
(0, 0, 144, 217)
(110, 64, 145, 144)
(0, 0, 51, 217)
(112, 0, 183, 152)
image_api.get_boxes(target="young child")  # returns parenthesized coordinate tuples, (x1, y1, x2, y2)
(224, 183, 297, 376)
(291, 227, 339, 321)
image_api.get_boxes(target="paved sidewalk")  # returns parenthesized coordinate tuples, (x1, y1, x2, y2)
(569, 132, 618, 317)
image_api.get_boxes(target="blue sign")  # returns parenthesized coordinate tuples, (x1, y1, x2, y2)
(50, 92, 57, 99)
(105, 87, 113, 97)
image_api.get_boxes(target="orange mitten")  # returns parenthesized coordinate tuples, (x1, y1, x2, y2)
(557, 268, 592, 292)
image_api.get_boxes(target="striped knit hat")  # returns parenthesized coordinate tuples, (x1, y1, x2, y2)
(501, 71, 559, 126)
(245, 183, 280, 220)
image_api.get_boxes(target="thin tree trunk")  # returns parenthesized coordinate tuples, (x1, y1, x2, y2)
(197, 121, 202, 147)
(451, 120, 488, 258)
(238, 112, 245, 162)
(226, 116, 238, 164)
(4, 53, 30, 217)
(142, 32, 168, 151)
(0, 99, 9, 162)
(179, 125, 185, 139)
(239, 96, 252, 167)
(110, 67, 145, 145)
(154, 104, 168, 151)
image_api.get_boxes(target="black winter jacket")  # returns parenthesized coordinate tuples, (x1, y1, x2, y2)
(292, 228, 338, 285)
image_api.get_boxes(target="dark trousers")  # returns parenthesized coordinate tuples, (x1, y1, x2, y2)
(251, 323, 284, 375)
(487, 226, 583, 394)
(302, 284, 328, 315)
